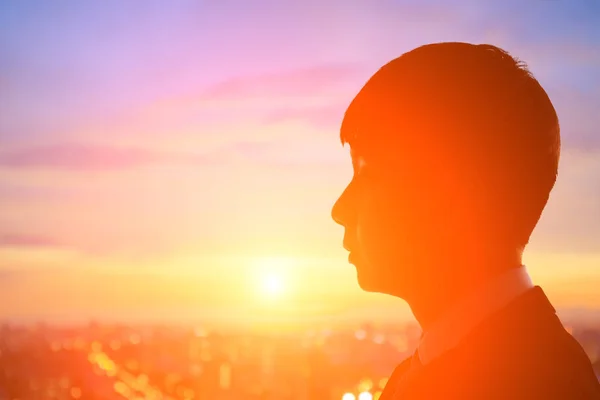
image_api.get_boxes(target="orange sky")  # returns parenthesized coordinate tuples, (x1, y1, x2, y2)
(1, 1, 599, 324)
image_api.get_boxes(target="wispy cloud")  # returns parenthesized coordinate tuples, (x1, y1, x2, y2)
(200, 63, 363, 101)
(0, 143, 185, 171)
(0, 182, 70, 202)
(0, 139, 340, 172)
(111, 64, 362, 143)
(0, 234, 65, 248)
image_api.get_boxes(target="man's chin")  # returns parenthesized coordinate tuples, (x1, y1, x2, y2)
(355, 266, 410, 298)
(355, 269, 387, 293)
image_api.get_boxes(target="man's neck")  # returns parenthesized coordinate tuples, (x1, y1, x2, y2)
(408, 251, 523, 332)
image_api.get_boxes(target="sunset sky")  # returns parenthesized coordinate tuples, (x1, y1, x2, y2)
(1, 1, 599, 325)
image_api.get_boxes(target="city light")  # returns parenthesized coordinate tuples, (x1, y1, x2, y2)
(0, 321, 597, 399)
(70, 387, 82, 399)
(359, 391, 373, 400)
(358, 378, 373, 392)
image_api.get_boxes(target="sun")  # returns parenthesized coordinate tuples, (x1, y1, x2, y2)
(251, 256, 295, 299)
(262, 273, 284, 297)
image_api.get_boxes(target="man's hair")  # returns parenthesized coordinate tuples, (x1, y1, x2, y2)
(340, 42, 560, 247)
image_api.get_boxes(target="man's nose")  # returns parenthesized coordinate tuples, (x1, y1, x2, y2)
(331, 185, 353, 227)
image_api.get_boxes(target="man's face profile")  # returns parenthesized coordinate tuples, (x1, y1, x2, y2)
(331, 42, 560, 302)
(331, 145, 441, 299)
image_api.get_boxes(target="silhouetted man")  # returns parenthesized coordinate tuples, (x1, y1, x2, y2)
(332, 42, 600, 399)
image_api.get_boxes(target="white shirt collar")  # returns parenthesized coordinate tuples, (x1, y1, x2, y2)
(418, 266, 534, 366)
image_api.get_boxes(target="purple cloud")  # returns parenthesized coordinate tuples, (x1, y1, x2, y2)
(0, 183, 71, 202)
(201, 63, 363, 100)
(0, 141, 315, 171)
(0, 143, 183, 171)
(0, 234, 65, 248)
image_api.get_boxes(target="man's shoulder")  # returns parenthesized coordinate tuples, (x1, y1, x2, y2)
(414, 287, 600, 398)
(441, 287, 600, 397)
(414, 321, 600, 398)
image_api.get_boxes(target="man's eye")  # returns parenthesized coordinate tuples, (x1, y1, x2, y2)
(360, 165, 376, 179)
(356, 168, 376, 185)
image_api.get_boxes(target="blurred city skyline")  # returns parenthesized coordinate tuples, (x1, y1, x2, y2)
(1, 0, 600, 324)
(0, 319, 598, 399)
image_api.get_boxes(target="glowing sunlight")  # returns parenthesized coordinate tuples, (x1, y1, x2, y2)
(261, 273, 284, 297)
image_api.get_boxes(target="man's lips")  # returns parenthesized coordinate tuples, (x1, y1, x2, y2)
(343, 237, 358, 264)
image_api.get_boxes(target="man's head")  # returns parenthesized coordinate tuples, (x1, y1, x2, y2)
(331, 42, 560, 300)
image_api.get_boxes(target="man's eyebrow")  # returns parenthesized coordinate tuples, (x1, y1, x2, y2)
(350, 149, 358, 171)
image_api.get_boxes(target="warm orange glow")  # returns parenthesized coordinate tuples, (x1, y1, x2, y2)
(0, 3, 598, 344)
(219, 363, 232, 389)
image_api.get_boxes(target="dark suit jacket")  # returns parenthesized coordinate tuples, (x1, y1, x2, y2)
(380, 287, 600, 399)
